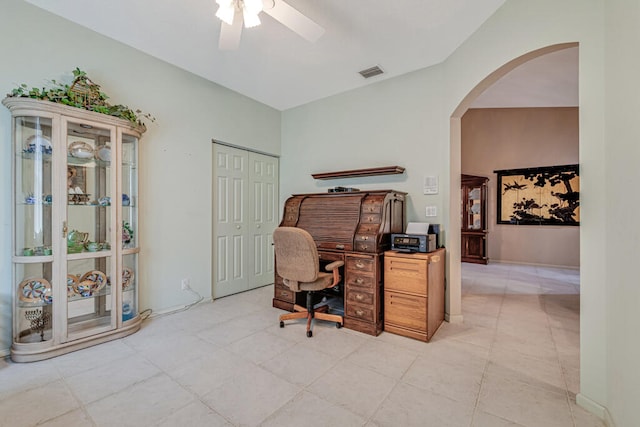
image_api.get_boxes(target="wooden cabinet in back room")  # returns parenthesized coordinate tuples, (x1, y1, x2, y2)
(461, 174, 489, 264)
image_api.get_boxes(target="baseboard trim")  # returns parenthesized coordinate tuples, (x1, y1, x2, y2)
(445, 313, 464, 324)
(576, 393, 614, 426)
(149, 296, 212, 319)
(490, 259, 579, 270)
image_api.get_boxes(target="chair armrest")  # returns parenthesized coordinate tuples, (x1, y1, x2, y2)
(324, 260, 344, 288)
(324, 260, 345, 272)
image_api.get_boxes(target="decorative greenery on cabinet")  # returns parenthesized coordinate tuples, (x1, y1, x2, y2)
(6, 67, 154, 126)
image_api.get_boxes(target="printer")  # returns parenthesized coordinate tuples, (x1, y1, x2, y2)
(391, 222, 439, 253)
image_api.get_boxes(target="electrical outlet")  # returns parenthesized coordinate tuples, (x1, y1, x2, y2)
(181, 278, 190, 290)
(425, 206, 437, 217)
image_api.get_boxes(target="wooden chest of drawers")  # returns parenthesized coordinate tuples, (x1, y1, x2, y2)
(343, 253, 383, 336)
(383, 249, 445, 342)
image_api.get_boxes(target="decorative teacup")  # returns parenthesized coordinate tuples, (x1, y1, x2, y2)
(68, 230, 89, 244)
(85, 241, 101, 252)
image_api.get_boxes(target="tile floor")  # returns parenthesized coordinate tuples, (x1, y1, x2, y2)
(0, 262, 606, 427)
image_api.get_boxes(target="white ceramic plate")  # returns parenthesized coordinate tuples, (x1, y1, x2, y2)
(95, 144, 111, 162)
(68, 141, 94, 159)
(80, 270, 107, 292)
(19, 278, 52, 303)
(24, 135, 52, 153)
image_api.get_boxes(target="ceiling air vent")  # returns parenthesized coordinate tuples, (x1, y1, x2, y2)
(359, 65, 384, 79)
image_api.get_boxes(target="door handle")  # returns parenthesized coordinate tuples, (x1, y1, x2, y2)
(256, 224, 261, 228)
(236, 225, 241, 229)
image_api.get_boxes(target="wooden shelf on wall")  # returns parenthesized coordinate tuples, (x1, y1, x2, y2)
(312, 166, 405, 180)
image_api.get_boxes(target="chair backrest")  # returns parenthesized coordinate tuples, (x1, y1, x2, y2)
(273, 227, 319, 283)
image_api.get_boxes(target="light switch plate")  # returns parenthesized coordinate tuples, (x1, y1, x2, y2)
(425, 206, 437, 217)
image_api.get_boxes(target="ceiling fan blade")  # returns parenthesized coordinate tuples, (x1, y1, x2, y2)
(263, 0, 325, 43)
(219, 12, 243, 50)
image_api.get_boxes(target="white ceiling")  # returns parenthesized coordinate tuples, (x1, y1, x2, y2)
(471, 46, 578, 108)
(24, 0, 577, 111)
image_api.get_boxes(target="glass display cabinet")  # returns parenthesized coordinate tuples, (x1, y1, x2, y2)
(3, 97, 145, 362)
(461, 174, 488, 264)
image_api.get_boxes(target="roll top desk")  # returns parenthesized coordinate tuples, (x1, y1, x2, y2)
(272, 190, 406, 336)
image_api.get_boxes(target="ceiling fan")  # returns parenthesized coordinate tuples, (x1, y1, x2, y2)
(215, 0, 325, 50)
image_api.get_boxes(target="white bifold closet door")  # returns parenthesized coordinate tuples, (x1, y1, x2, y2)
(212, 143, 279, 298)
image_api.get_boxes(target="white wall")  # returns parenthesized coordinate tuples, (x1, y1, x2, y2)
(281, 64, 447, 225)
(282, 0, 609, 420)
(604, 1, 640, 426)
(0, 0, 281, 355)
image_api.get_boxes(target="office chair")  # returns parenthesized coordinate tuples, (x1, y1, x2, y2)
(273, 227, 344, 337)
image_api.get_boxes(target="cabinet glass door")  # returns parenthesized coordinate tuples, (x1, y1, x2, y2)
(14, 116, 54, 343)
(65, 119, 116, 339)
(121, 134, 139, 322)
(467, 186, 483, 230)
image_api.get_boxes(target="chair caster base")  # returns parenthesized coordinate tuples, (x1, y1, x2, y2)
(306, 330, 313, 338)
(280, 321, 285, 328)
(336, 322, 343, 329)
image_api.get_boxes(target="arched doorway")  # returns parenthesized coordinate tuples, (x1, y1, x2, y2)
(447, 42, 579, 322)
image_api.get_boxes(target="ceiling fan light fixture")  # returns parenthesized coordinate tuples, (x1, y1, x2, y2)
(243, 0, 263, 15)
(217, 0, 325, 50)
(243, 11, 261, 28)
(215, 0, 235, 25)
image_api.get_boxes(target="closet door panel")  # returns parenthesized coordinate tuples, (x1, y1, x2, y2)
(213, 144, 279, 297)
(248, 152, 279, 289)
(213, 144, 248, 297)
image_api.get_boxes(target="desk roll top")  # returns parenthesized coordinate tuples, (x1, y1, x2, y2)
(274, 190, 406, 336)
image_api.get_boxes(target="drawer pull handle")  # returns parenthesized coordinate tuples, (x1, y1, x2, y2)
(355, 294, 364, 301)
(355, 262, 364, 268)
(355, 278, 364, 284)
(336, 244, 345, 250)
(355, 310, 364, 317)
